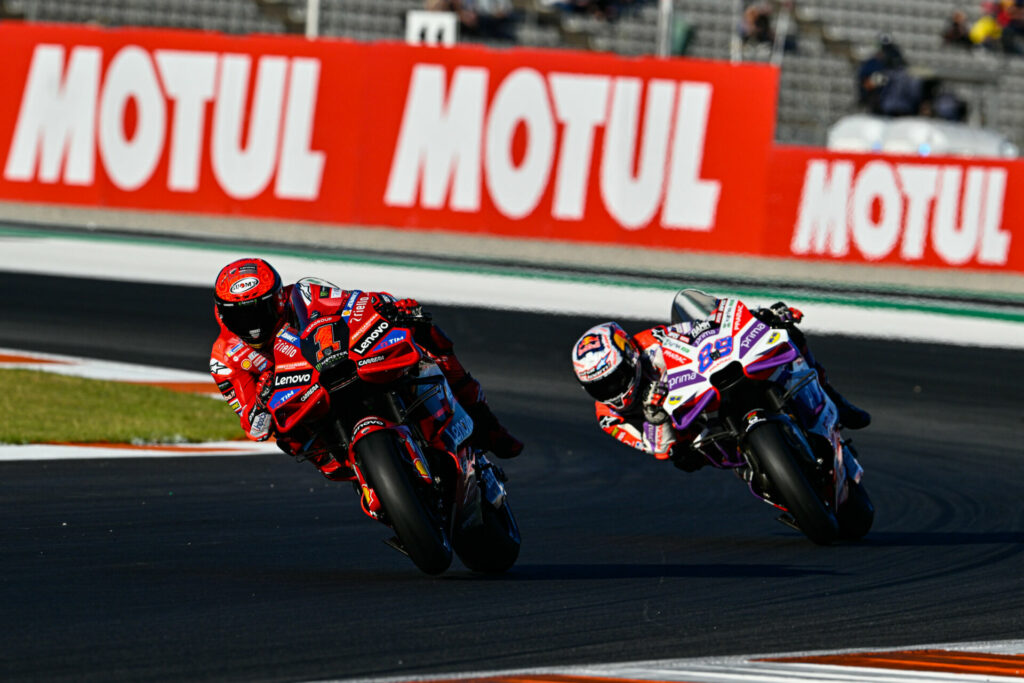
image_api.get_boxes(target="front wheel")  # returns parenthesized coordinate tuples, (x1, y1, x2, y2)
(837, 479, 874, 540)
(356, 430, 452, 575)
(746, 421, 839, 545)
(454, 497, 521, 574)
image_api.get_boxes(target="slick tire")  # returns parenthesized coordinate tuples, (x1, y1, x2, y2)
(746, 422, 839, 545)
(837, 479, 874, 540)
(454, 499, 521, 574)
(356, 431, 452, 575)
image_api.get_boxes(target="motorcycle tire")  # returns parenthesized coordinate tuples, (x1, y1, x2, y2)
(454, 498, 521, 574)
(746, 421, 839, 545)
(837, 479, 874, 540)
(356, 430, 452, 575)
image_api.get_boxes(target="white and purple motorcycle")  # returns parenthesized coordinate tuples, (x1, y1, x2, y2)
(662, 289, 874, 544)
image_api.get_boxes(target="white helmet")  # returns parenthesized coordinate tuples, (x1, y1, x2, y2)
(572, 322, 642, 411)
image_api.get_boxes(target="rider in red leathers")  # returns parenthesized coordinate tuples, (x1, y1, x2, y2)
(571, 290, 870, 472)
(210, 258, 523, 480)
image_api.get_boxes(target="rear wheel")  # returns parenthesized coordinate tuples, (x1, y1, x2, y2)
(837, 479, 874, 540)
(455, 498, 521, 574)
(356, 431, 452, 575)
(746, 421, 839, 545)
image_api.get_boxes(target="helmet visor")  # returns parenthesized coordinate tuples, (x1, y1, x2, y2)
(219, 294, 280, 345)
(582, 361, 636, 404)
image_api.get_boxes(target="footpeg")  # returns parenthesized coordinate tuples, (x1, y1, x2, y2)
(776, 512, 801, 532)
(383, 536, 408, 556)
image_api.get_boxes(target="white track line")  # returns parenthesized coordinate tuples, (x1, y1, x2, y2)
(326, 640, 1024, 683)
(2, 234, 1024, 349)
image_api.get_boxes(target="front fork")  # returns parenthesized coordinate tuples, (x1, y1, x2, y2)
(348, 416, 435, 521)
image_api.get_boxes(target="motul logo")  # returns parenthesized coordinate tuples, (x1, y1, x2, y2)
(4, 44, 325, 199)
(792, 159, 1011, 266)
(385, 64, 721, 231)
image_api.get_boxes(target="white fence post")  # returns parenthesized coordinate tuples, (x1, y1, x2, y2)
(305, 0, 320, 39)
(656, 0, 673, 57)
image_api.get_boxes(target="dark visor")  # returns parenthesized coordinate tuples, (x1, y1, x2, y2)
(219, 294, 278, 344)
(582, 362, 634, 403)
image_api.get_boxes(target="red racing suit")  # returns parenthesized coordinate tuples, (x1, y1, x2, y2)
(210, 283, 491, 475)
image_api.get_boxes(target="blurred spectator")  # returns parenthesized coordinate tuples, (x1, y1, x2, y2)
(737, 1, 797, 53)
(1000, 0, 1024, 54)
(970, 2, 1004, 49)
(857, 35, 921, 116)
(542, 0, 646, 22)
(739, 2, 774, 45)
(426, 0, 517, 40)
(942, 10, 973, 48)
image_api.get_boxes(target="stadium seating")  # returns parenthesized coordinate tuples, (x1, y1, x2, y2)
(9, 0, 1021, 149)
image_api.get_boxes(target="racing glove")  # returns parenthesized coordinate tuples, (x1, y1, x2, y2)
(380, 298, 432, 327)
(642, 380, 670, 425)
(758, 301, 804, 328)
(254, 370, 274, 409)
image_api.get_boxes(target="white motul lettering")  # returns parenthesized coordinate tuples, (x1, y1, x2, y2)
(154, 50, 217, 193)
(895, 164, 938, 260)
(384, 64, 487, 211)
(662, 82, 721, 231)
(932, 166, 985, 266)
(4, 44, 100, 185)
(7, 46, 323, 199)
(978, 168, 1010, 265)
(485, 68, 555, 219)
(97, 46, 165, 191)
(212, 54, 287, 200)
(793, 160, 1011, 266)
(275, 57, 325, 200)
(791, 159, 853, 256)
(600, 78, 676, 230)
(548, 73, 609, 220)
(384, 66, 723, 230)
(850, 160, 902, 261)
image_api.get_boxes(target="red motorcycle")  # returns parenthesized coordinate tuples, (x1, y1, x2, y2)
(264, 285, 520, 575)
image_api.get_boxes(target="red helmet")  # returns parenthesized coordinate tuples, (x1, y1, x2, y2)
(214, 258, 286, 347)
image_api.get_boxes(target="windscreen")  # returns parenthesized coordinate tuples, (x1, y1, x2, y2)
(670, 289, 719, 325)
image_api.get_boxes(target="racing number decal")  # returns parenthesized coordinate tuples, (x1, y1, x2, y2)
(698, 337, 734, 373)
(313, 323, 342, 361)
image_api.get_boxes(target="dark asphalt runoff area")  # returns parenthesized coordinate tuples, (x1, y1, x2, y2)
(1, 272, 1023, 683)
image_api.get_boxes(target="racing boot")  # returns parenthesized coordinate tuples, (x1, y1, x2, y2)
(465, 402, 524, 459)
(823, 384, 871, 430)
(284, 440, 356, 483)
(420, 323, 524, 458)
(310, 452, 356, 481)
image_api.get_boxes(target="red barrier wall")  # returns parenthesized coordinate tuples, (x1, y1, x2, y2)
(1, 22, 1021, 274)
(0, 22, 777, 254)
(766, 146, 1024, 271)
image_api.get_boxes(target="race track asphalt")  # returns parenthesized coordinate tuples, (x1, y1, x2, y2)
(2, 272, 1023, 683)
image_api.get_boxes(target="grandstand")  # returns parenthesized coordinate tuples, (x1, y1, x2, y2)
(3, 0, 1022, 147)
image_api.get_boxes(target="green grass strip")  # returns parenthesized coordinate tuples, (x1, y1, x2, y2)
(0, 369, 240, 445)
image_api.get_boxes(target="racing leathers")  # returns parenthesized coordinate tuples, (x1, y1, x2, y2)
(592, 322, 707, 472)
(210, 281, 523, 480)
(590, 299, 869, 473)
